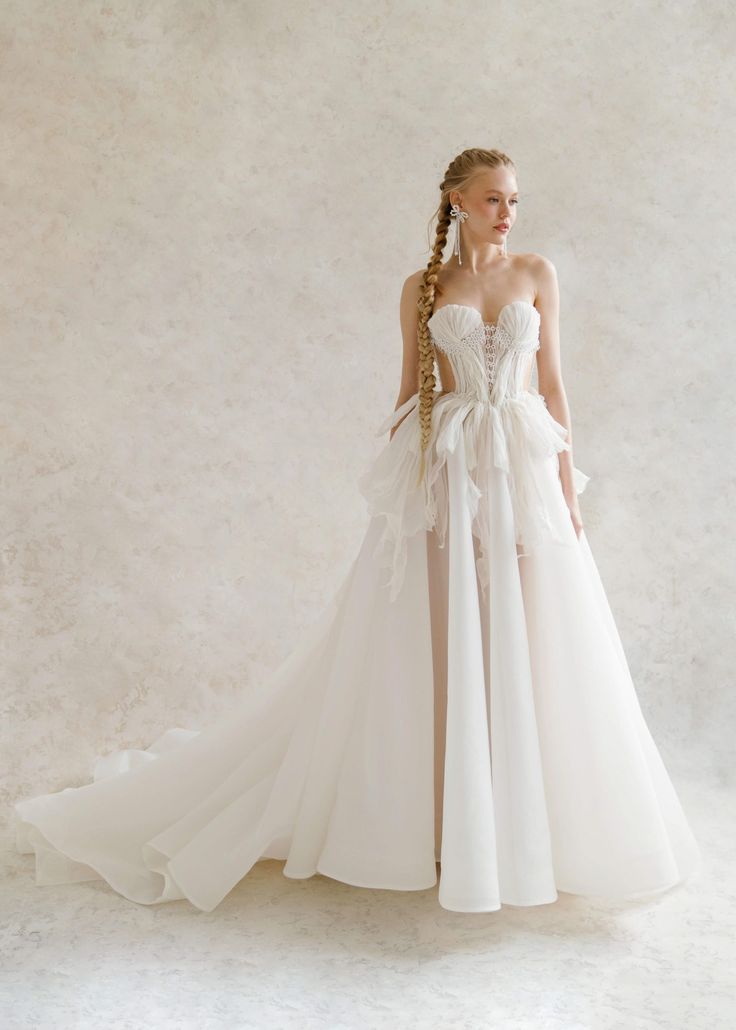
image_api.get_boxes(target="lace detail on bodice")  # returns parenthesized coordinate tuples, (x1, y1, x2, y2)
(479, 322, 514, 386)
(428, 300, 541, 405)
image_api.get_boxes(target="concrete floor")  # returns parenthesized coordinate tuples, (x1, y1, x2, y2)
(1, 770, 733, 1030)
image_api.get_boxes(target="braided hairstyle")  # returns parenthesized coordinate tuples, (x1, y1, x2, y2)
(414, 147, 516, 486)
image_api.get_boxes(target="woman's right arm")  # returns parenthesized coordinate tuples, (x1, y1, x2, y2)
(389, 272, 423, 441)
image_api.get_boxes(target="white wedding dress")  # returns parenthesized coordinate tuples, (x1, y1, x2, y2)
(14, 300, 701, 913)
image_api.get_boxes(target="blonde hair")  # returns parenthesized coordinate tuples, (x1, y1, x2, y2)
(414, 147, 517, 486)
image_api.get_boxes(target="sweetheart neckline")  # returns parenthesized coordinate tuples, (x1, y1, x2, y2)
(428, 299, 538, 329)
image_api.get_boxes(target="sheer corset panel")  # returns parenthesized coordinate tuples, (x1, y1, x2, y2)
(427, 300, 541, 406)
(433, 339, 536, 397)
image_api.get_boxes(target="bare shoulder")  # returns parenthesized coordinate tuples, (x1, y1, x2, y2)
(402, 268, 425, 295)
(399, 267, 432, 317)
(405, 264, 453, 292)
(397, 269, 426, 334)
(515, 251, 558, 297)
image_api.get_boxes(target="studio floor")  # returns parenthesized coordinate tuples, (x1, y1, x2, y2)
(1, 769, 733, 1030)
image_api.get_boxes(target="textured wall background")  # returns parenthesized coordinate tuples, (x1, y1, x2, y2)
(2, 1, 733, 863)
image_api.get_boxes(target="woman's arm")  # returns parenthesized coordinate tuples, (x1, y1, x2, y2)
(389, 272, 423, 441)
(533, 255, 584, 536)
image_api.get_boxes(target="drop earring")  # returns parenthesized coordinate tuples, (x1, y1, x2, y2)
(450, 203, 468, 265)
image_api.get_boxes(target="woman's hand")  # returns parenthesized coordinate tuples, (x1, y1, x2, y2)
(563, 489, 584, 538)
(389, 409, 411, 442)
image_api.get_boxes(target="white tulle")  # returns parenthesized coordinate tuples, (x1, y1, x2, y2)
(14, 299, 701, 913)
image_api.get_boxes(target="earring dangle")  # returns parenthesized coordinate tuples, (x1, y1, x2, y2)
(449, 203, 468, 265)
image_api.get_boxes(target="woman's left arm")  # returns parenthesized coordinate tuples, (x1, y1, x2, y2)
(532, 255, 584, 537)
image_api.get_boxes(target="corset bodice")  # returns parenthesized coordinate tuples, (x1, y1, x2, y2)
(428, 300, 541, 405)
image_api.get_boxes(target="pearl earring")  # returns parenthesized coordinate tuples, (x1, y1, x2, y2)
(449, 203, 468, 265)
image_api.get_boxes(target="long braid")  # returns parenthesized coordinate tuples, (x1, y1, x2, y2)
(414, 202, 452, 487)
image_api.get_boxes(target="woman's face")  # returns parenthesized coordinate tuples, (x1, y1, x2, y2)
(450, 168, 519, 247)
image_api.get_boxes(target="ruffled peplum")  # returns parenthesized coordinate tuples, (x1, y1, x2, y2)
(358, 387, 590, 604)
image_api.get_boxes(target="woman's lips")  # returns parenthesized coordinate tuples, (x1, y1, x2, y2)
(495, 225, 509, 232)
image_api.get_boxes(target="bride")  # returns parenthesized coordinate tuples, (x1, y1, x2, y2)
(14, 147, 701, 914)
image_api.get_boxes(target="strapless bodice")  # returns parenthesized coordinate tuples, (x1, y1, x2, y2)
(363, 296, 590, 603)
(428, 300, 540, 405)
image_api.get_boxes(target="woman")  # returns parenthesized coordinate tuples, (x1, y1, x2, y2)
(14, 147, 701, 914)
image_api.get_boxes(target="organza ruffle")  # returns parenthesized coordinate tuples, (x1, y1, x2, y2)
(358, 388, 590, 603)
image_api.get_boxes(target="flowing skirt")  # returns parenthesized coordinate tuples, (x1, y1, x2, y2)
(14, 389, 701, 912)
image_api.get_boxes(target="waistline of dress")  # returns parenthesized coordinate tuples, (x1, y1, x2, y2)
(374, 387, 545, 437)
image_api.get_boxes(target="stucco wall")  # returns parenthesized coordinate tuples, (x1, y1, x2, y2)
(3, 1, 732, 859)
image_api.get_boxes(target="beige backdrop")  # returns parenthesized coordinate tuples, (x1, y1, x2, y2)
(2, 2, 733, 868)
